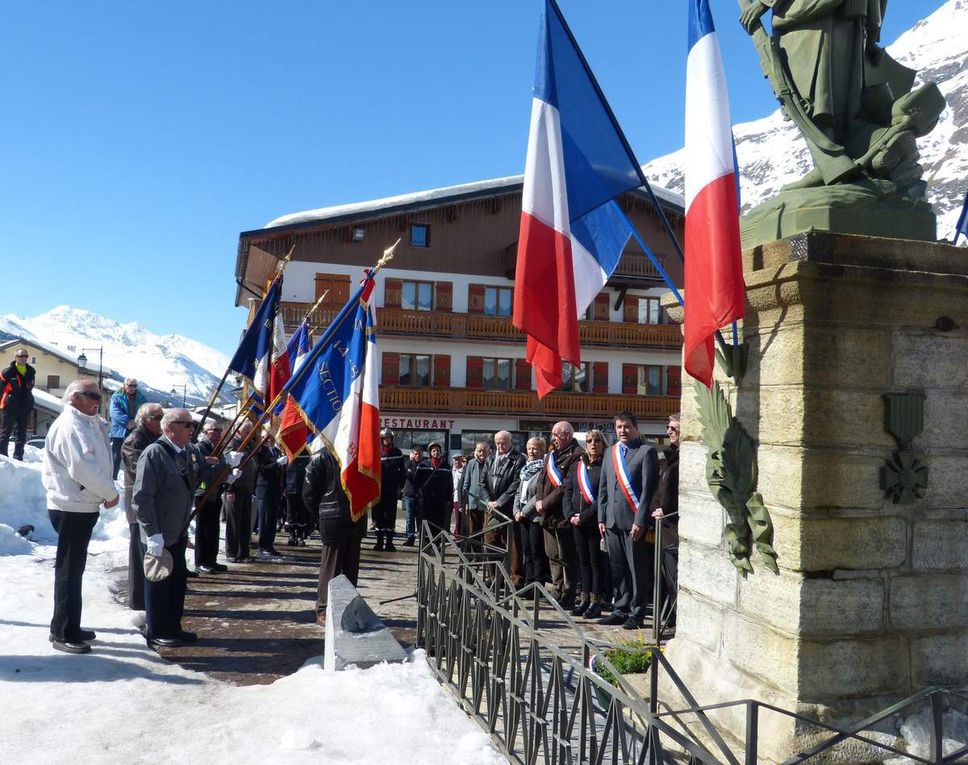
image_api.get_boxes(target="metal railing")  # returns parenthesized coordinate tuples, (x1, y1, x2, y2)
(414, 518, 968, 764)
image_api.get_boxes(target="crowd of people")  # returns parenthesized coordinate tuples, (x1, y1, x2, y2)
(34, 362, 679, 656)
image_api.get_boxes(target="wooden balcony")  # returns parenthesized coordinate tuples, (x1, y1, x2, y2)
(280, 302, 682, 349)
(379, 386, 680, 421)
(613, 252, 665, 281)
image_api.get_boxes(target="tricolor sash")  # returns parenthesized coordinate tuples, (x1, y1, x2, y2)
(545, 452, 564, 488)
(612, 444, 641, 514)
(577, 461, 596, 505)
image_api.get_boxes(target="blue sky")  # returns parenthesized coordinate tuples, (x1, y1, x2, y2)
(0, 0, 937, 354)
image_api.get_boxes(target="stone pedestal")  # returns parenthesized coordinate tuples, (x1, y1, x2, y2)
(664, 232, 968, 762)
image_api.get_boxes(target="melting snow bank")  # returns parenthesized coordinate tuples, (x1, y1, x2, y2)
(0, 454, 507, 764)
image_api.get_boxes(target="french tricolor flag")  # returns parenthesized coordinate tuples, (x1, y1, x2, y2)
(514, 0, 644, 398)
(683, 0, 746, 388)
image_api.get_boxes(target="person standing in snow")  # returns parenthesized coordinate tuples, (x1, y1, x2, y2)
(42, 379, 120, 655)
(121, 402, 163, 613)
(109, 378, 146, 479)
(132, 408, 199, 650)
(0, 346, 36, 461)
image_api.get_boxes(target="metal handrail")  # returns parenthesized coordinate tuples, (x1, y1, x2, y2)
(415, 523, 968, 764)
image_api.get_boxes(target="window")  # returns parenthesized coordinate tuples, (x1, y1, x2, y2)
(483, 358, 513, 390)
(560, 362, 591, 393)
(46, 374, 60, 390)
(401, 280, 433, 311)
(410, 224, 430, 247)
(622, 364, 678, 395)
(637, 298, 663, 325)
(483, 286, 512, 317)
(399, 354, 431, 387)
(351, 226, 365, 242)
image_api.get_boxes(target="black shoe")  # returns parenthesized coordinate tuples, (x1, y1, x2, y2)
(185, 570, 199, 578)
(176, 630, 198, 643)
(51, 639, 91, 655)
(50, 629, 96, 643)
(196, 564, 217, 574)
(622, 618, 644, 630)
(584, 603, 602, 620)
(148, 637, 186, 649)
(598, 613, 626, 626)
(384, 542, 397, 552)
(555, 592, 576, 610)
(402, 538, 415, 547)
(373, 541, 385, 552)
(211, 563, 228, 572)
(571, 601, 589, 617)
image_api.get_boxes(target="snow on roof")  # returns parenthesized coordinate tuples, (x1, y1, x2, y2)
(262, 172, 684, 230)
(32, 388, 63, 414)
(0, 337, 115, 377)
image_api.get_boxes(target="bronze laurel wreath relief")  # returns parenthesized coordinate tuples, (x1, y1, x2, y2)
(693, 380, 779, 575)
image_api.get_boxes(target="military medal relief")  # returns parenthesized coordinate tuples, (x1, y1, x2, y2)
(739, 0, 947, 245)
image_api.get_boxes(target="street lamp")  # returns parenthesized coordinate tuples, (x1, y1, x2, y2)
(77, 347, 103, 391)
(170, 384, 187, 407)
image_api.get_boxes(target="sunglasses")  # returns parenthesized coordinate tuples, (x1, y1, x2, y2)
(148, 414, 164, 421)
(15, 355, 27, 359)
(78, 391, 100, 400)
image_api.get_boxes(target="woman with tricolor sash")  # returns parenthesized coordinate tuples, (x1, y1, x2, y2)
(564, 429, 606, 620)
(514, 436, 550, 588)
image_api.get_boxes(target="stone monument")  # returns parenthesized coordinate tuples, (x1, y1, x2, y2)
(659, 4, 964, 761)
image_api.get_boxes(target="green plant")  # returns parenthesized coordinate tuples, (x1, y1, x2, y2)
(592, 638, 654, 687)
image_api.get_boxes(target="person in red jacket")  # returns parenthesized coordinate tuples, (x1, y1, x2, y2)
(0, 347, 36, 461)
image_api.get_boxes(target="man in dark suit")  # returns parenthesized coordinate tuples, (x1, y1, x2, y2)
(597, 411, 659, 630)
(373, 428, 406, 551)
(482, 430, 526, 588)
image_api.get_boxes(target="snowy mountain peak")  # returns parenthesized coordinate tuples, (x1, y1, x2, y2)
(644, 0, 968, 242)
(0, 306, 232, 406)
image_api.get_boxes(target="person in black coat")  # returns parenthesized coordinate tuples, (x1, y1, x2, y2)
(482, 430, 526, 589)
(303, 447, 366, 623)
(284, 454, 312, 545)
(401, 445, 424, 546)
(0, 347, 36, 461)
(255, 436, 286, 559)
(192, 419, 228, 574)
(373, 429, 406, 551)
(413, 442, 453, 538)
(564, 429, 606, 619)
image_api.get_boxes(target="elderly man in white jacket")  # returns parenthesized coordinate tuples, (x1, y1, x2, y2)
(42, 379, 119, 654)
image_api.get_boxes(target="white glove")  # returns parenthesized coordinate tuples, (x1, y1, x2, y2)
(276, 455, 289, 467)
(225, 451, 243, 467)
(146, 534, 165, 556)
(226, 468, 242, 484)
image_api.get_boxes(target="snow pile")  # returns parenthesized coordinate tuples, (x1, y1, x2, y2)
(0, 453, 506, 765)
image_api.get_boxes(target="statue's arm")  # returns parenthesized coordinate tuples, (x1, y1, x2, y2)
(739, 1, 770, 34)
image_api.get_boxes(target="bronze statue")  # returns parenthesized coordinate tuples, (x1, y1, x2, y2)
(738, 0, 946, 245)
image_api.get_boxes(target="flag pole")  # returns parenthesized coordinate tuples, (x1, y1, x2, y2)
(193, 244, 297, 437)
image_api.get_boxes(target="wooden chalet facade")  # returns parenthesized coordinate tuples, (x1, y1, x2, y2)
(235, 176, 684, 452)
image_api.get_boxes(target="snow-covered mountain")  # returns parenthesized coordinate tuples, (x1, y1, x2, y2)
(644, 0, 968, 241)
(0, 306, 232, 406)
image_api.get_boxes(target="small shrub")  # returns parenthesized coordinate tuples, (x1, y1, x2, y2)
(592, 637, 654, 687)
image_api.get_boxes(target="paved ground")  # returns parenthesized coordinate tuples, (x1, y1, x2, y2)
(113, 525, 668, 686)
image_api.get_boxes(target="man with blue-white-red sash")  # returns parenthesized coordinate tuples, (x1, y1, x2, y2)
(597, 411, 659, 630)
(535, 420, 583, 608)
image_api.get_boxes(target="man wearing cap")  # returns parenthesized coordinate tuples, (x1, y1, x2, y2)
(373, 428, 405, 551)
(109, 378, 146, 479)
(193, 419, 228, 573)
(42, 379, 120, 654)
(133, 408, 199, 650)
(0, 346, 36, 461)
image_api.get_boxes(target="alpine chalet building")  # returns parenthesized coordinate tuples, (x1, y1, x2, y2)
(234, 175, 684, 452)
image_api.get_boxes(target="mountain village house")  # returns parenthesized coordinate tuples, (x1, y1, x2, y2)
(234, 176, 685, 452)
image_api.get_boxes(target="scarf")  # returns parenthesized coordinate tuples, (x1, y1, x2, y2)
(519, 458, 543, 482)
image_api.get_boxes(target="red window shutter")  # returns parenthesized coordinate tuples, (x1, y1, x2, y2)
(382, 352, 400, 385)
(468, 284, 485, 314)
(622, 364, 637, 395)
(435, 281, 453, 313)
(593, 361, 608, 393)
(515, 359, 532, 390)
(433, 355, 451, 388)
(466, 356, 484, 389)
(593, 293, 610, 321)
(623, 295, 639, 323)
(666, 366, 681, 397)
(384, 278, 402, 308)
